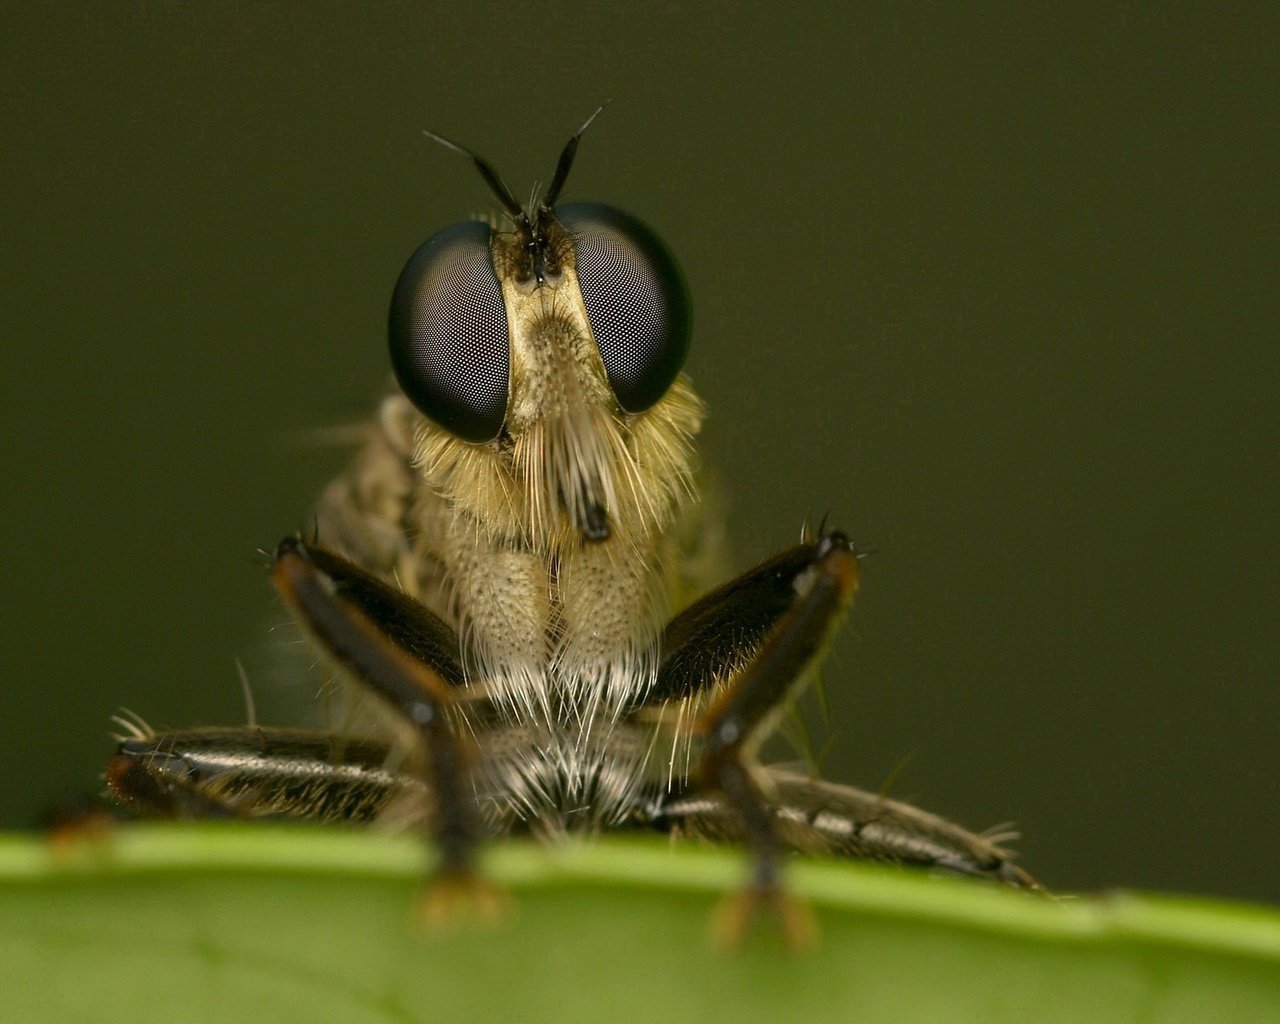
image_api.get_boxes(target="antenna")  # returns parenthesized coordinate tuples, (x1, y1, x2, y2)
(423, 129, 524, 222)
(425, 106, 608, 225)
(542, 104, 607, 210)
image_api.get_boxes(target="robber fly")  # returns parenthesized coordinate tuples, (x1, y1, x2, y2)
(107, 112, 1036, 937)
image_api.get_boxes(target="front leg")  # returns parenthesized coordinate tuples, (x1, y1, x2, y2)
(651, 532, 861, 942)
(270, 538, 489, 909)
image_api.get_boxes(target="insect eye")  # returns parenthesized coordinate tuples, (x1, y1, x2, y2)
(388, 220, 510, 442)
(556, 203, 691, 412)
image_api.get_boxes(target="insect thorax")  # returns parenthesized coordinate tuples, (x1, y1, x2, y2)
(315, 370, 713, 827)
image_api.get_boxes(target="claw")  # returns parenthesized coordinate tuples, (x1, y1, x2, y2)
(414, 870, 512, 932)
(43, 796, 117, 865)
(709, 885, 819, 952)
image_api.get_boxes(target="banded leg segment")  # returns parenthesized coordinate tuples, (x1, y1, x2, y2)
(271, 537, 479, 875)
(107, 726, 415, 824)
(658, 770, 1038, 889)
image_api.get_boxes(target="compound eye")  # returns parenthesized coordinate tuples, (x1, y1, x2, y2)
(388, 220, 510, 442)
(556, 203, 690, 412)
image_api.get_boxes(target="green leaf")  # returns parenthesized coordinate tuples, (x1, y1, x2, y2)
(3, 825, 1277, 1024)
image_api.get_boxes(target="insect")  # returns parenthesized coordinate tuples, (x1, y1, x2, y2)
(107, 113, 1036, 939)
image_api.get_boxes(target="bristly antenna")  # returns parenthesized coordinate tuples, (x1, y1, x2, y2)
(424, 105, 608, 223)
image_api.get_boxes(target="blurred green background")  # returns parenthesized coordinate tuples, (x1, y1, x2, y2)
(1, 5, 1274, 904)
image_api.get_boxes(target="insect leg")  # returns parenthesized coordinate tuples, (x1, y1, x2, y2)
(107, 726, 416, 824)
(651, 534, 855, 703)
(701, 535, 858, 930)
(646, 532, 859, 942)
(280, 538, 467, 686)
(270, 537, 481, 879)
(657, 770, 1038, 889)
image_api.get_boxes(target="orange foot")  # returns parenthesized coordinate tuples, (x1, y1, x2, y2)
(709, 885, 819, 952)
(414, 870, 512, 933)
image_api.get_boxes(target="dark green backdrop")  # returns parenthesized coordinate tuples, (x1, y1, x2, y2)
(2, 5, 1275, 903)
